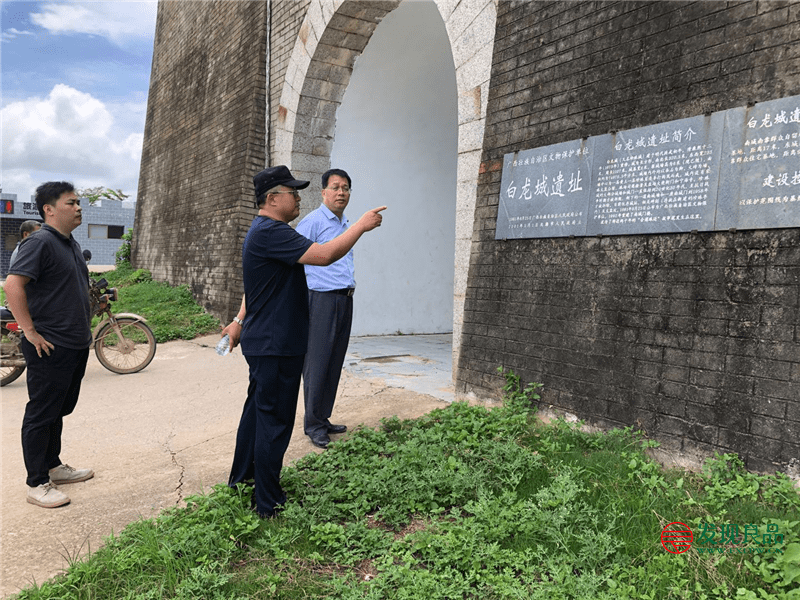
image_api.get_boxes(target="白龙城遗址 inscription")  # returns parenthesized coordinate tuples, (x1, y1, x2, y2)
(495, 94, 800, 240)
(716, 96, 800, 230)
(496, 139, 594, 239)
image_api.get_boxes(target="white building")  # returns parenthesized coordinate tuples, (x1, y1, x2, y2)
(1, 193, 135, 276)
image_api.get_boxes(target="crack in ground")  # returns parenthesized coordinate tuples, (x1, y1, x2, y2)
(368, 385, 391, 397)
(174, 430, 237, 454)
(189, 338, 219, 349)
(163, 433, 186, 505)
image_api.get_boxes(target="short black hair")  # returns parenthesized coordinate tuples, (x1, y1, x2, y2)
(35, 181, 75, 219)
(19, 220, 42, 237)
(321, 168, 351, 189)
(255, 184, 284, 208)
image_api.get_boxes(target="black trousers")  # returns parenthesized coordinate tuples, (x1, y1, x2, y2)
(302, 290, 353, 437)
(20, 339, 90, 487)
(229, 354, 304, 516)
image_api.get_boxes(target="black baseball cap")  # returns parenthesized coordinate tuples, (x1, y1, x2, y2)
(253, 165, 310, 199)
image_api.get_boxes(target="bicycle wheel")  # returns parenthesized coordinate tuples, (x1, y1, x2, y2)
(94, 317, 157, 374)
(1, 359, 25, 386)
(1, 326, 26, 386)
(0, 364, 25, 386)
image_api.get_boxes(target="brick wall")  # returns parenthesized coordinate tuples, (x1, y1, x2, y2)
(458, 0, 800, 472)
(135, 1, 314, 321)
(133, 1, 269, 320)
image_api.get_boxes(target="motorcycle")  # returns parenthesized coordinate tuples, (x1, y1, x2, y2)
(0, 311, 25, 386)
(1, 277, 157, 386)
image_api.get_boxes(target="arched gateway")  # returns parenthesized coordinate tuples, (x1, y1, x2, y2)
(135, 0, 496, 373)
(272, 0, 496, 363)
(136, 1, 800, 473)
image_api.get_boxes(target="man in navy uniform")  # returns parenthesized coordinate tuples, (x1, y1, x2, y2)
(221, 165, 385, 517)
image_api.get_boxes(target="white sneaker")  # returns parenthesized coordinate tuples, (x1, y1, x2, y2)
(49, 464, 94, 485)
(27, 482, 70, 508)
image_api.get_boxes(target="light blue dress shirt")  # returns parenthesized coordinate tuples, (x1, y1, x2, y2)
(295, 203, 356, 292)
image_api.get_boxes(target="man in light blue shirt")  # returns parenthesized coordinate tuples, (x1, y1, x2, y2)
(295, 168, 357, 449)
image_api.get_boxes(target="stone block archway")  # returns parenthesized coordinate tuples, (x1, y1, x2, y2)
(271, 0, 497, 372)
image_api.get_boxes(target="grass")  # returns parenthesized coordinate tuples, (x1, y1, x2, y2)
(13, 369, 800, 600)
(91, 262, 219, 342)
(3, 258, 219, 344)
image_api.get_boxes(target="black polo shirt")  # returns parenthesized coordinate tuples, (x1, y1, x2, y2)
(9, 224, 92, 349)
(240, 216, 314, 357)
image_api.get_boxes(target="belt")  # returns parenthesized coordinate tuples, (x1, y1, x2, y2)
(324, 288, 355, 297)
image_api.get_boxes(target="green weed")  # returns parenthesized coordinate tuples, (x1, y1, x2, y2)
(92, 262, 219, 342)
(114, 228, 133, 264)
(14, 371, 800, 600)
(17, 484, 258, 599)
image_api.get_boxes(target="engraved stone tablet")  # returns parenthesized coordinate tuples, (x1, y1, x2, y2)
(495, 93, 800, 239)
(496, 139, 594, 239)
(586, 114, 723, 236)
(716, 96, 800, 230)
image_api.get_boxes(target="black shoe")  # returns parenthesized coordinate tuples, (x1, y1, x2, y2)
(310, 434, 330, 449)
(327, 424, 347, 434)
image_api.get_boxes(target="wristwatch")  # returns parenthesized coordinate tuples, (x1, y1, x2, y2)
(233, 317, 243, 326)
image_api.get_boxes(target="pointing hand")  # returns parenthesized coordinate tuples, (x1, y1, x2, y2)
(358, 206, 387, 232)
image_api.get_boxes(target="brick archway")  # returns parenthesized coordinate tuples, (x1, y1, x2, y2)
(274, 0, 497, 373)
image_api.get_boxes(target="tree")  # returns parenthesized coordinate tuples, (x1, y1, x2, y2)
(77, 187, 129, 205)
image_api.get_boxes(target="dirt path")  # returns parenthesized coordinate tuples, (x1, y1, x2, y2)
(0, 334, 455, 598)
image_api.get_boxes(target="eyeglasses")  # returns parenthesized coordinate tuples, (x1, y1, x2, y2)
(270, 189, 300, 197)
(324, 186, 351, 193)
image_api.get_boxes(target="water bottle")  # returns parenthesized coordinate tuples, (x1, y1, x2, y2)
(215, 334, 231, 356)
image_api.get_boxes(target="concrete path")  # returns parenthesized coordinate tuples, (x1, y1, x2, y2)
(344, 334, 454, 402)
(0, 333, 458, 598)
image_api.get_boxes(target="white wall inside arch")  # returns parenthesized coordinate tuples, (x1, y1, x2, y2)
(330, 0, 457, 336)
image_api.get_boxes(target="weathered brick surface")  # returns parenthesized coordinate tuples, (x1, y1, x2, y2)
(458, 0, 800, 472)
(135, 0, 397, 320)
(134, 1, 270, 320)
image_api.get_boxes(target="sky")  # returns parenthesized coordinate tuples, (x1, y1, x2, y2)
(1, 0, 158, 203)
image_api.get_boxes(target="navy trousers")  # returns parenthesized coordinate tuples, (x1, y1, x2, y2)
(302, 290, 353, 437)
(20, 339, 90, 487)
(229, 354, 304, 516)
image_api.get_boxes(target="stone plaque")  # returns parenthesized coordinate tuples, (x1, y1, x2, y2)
(716, 96, 800, 230)
(496, 139, 595, 239)
(586, 114, 724, 236)
(495, 94, 800, 240)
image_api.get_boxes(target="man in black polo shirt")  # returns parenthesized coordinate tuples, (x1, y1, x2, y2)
(5, 181, 94, 508)
(221, 165, 385, 517)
